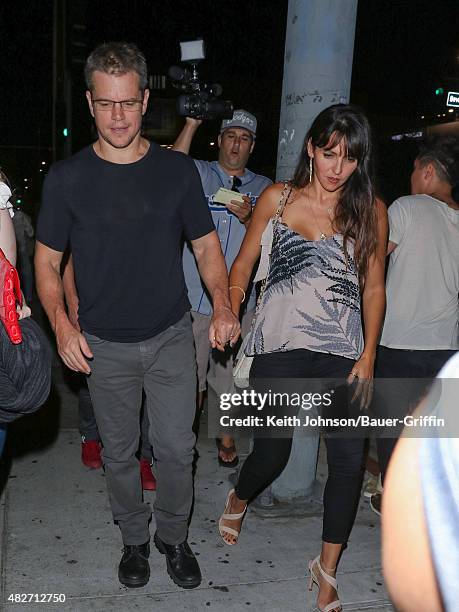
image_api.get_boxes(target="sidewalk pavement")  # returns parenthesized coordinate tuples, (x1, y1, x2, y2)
(0, 358, 394, 612)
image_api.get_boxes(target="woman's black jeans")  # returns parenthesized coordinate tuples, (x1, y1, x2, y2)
(234, 349, 366, 544)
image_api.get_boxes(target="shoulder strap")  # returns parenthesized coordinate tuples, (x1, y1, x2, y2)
(253, 183, 293, 312)
(273, 182, 293, 225)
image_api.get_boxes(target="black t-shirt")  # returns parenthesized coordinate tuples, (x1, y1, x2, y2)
(36, 143, 215, 342)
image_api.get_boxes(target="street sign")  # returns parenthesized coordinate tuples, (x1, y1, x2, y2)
(446, 91, 459, 108)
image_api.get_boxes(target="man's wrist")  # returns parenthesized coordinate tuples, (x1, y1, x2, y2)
(54, 309, 73, 336)
(184, 118, 201, 132)
(212, 286, 231, 310)
(66, 298, 79, 312)
(213, 303, 232, 314)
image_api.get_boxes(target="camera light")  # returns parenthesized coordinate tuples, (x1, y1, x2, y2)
(180, 39, 205, 63)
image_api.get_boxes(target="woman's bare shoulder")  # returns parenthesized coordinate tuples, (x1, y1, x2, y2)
(256, 181, 292, 216)
(374, 197, 389, 228)
(375, 197, 388, 214)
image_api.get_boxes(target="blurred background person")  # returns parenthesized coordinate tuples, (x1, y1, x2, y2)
(382, 351, 459, 612)
(173, 111, 271, 467)
(372, 134, 459, 515)
(11, 204, 34, 304)
(0, 172, 16, 456)
(0, 170, 50, 457)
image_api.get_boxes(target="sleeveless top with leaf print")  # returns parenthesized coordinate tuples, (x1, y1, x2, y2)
(245, 221, 363, 360)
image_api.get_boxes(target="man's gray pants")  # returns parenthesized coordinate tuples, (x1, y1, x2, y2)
(84, 313, 196, 546)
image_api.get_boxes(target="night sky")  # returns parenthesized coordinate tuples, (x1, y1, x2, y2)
(352, 0, 458, 117)
(2, 0, 458, 206)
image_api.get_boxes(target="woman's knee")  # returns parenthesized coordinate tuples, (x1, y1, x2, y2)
(326, 438, 366, 477)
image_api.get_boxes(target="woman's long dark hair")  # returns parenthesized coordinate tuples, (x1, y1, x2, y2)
(292, 104, 377, 281)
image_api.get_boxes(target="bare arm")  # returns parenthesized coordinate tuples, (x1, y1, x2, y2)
(191, 230, 229, 311)
(361, 200, 388, 356)
(35, 241, 92, 373)
(190, 230, 240, 350)
(349, 199, 388, 399)
(172, 117, 202, 154)
(0, 208, 17, 266)
(228, 183, 283, 317)
(62, 253, 80, 330)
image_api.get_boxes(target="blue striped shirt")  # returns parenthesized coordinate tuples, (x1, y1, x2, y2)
(183, 160, 272, 315)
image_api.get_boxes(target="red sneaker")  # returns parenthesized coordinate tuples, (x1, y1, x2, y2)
(81, 439, 103, 469)
(140, 458, 156, 491)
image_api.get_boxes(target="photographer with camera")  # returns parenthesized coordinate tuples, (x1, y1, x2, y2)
(173, 110, 271, 467)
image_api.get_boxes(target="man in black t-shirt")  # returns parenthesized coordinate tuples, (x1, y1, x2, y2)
(35, 42, 240, 590)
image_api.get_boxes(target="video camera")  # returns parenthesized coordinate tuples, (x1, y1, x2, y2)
(168, 39, 233, 121)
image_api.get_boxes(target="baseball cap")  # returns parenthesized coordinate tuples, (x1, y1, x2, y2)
(220, 109, 257, 137)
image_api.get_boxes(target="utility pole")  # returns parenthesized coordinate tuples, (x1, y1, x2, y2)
(277, 0, 358, 181)
(256, 0, 358, 514)
(52, 0, 72, 161)
(52, 0, 58, 162)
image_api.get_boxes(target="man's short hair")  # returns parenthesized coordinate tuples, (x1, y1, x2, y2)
(417, 134, 459, 187)
(84, 42, 148, 91)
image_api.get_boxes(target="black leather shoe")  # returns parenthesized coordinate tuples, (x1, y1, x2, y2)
(154, 532, 201, 589)
(118, 541, 150, 588)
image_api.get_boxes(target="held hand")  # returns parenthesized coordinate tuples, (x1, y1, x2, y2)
(209, 306, 241, 352)
(56, 322, 93, 374)
(225, 195, 252, 224)
(347, 354, 375, 410)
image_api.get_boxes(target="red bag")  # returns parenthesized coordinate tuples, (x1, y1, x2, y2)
(0, 248, 22, 344)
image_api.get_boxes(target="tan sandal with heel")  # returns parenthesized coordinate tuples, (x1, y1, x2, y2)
(308, 555, 342, 612)
(218, 489, 247, 546)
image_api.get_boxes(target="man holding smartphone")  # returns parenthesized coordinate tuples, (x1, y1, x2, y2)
(173, 110, 271, 467)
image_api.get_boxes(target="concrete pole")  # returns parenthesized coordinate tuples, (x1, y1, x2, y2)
(276, 0, 358, 181)
(52, 0, 68, 161)
(254, 0, 358, 514)
(52, 0, 58, 162)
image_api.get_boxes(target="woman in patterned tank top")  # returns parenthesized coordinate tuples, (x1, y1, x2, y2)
(219, 105, 388, 612)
